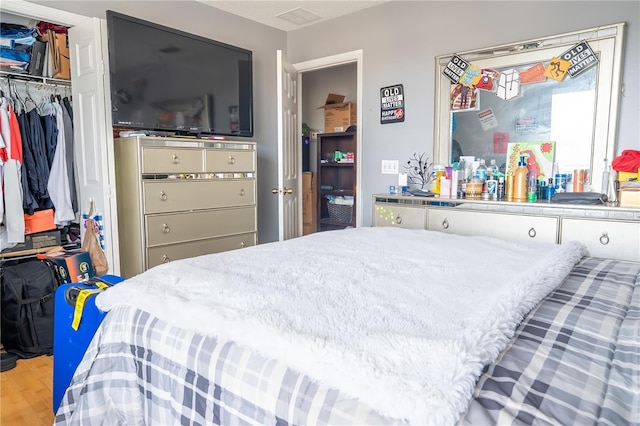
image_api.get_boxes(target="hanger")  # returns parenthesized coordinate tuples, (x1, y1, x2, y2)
(24, 81, 38, 111)
(8, 79, 25, 114)
(0, 77, 8, 99)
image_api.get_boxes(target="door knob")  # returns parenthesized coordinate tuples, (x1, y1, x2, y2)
(271, 188, 293, 194)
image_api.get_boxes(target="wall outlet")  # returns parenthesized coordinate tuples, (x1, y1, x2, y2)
(381, 160, 399, 174)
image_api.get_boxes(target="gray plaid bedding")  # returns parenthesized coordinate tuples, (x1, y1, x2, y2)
(54, 305, 405, 425)
(461, 257, 640, 425)
(55, 257, 639, 425)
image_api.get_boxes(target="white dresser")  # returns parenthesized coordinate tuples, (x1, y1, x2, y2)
(373, 194, 640, 262)
(115, 136, 257, 277)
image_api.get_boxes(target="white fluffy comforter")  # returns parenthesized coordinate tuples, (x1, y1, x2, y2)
(97, 227, 587, 424)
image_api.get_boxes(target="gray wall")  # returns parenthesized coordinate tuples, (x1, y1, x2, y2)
(288, 1, 640, 227)
(27, 0, 640, 239)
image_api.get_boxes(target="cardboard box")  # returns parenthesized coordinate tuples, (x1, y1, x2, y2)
(619, 189, 640, 207)
(0, 229, 61, 254)
(619, 181, 640, 207)
(40, 251, 95, 283)
(40, 30, 70, 80)
(302, 172, 317, 235)
(318, 94, 357, 133)
(24, 209, 56, 234)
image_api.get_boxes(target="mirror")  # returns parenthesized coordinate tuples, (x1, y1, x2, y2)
(433, 23, 625, 194)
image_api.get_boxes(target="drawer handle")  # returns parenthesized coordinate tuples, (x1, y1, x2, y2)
(162, 223, 171, 234)
(239, 188, 245, 196)
(599, 232, 610, 245)
(161, 255, 170, 263)
(172, 154, 180, 164)
(442, 218, 449, 229)
(160, 191, 167, 201)
(395, 215, 402, 225)
(228, 155, 235, 165)
(240, 241, 246, 248)
(528, 227, 537, 238)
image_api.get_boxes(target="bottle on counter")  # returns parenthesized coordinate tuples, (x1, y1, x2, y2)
(497, 174, 506, 200)
(527, 171, 538, 202)
(546, 177, 555, 202)
(477, 159, 489, 198)
(513, 155, 528, 202)
(506, 174, 514, 201)
(487, 159, 499, 178)
(486, 173, 498, 200)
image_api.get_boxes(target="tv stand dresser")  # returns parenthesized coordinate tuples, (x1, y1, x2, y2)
(115, 136, 257, 277)
(373, 194, 640, 262)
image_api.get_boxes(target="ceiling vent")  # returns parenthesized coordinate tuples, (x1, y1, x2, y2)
(276, 7, 322, 26)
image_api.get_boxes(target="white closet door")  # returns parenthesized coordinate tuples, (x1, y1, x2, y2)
(69, 18, 120, 275)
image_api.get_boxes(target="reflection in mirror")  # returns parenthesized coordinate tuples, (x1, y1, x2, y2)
(451, 64, 596, 180)
(434, 23, 625, 194)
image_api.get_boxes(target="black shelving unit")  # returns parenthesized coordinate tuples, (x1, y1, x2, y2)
(316, 131, 357, 231)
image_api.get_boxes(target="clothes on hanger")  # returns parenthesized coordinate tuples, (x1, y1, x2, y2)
(0, 76, 76, 249)
(47, 100, 74, 225)
(0, 97, 25, 246)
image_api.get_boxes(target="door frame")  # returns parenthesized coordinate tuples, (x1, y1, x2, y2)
(3, 0, 119, 274)
(293, 50, 363, 228)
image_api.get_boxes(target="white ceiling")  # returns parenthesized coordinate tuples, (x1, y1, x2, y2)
(196, 0, 392, 32)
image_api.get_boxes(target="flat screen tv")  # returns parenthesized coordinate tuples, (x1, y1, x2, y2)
(106, 11, 253, 137)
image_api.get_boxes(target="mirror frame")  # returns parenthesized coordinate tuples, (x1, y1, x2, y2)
(433, 23, 625, 193)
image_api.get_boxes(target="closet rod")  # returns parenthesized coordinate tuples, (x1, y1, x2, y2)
(0, 70, 71, 88)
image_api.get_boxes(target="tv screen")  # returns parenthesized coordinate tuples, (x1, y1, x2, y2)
(106, 11, 253, 137)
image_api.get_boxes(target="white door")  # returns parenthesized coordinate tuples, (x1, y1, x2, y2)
(69, 19, 120, 274)
(275, 50, 300, 241)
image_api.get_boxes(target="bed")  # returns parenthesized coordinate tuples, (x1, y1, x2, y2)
(53, 227, 639, 425)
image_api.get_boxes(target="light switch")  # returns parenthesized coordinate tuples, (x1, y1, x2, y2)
(381, 160, 399, 175)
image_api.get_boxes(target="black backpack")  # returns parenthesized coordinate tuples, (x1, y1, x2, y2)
(1, 259, 62, 358)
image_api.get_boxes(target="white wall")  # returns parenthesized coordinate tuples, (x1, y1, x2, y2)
(287, 1, 640, 226)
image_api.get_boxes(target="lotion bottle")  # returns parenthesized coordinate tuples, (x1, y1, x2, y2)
(513, 155, 528, 202)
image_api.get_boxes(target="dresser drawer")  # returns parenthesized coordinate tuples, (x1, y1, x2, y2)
(561, 218, 640, 262)
(143, 179, 256, 213)
(428, 208, 558, 243)
(146, 233, 257, 269)
(374, 203, 426, 229)
(146, 206, 256, 246)
(142, 147, 204, 173)
(205, 149, 255, 172)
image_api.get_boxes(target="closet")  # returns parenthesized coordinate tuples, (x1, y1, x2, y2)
(0, 2, 119, 274)
(0, 70, 77, 238)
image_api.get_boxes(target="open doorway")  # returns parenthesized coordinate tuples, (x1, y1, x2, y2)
(293, 50, 363, 234)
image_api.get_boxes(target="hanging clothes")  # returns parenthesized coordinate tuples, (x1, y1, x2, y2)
(61, 103, 77, 212)
(16, 107, 43, 211)
(62, 96, 72, 123)
(0, 98, 25, 246)
(0, 101, 6, 225)
(47, 100, 74, 225)
(21, 106, 52, 208)
(41, 109, 58, 169)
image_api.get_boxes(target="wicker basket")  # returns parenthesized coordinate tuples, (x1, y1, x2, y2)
(327, 202, 353, 223)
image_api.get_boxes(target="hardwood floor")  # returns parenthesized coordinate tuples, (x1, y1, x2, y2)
(1, 354, 55, 425)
